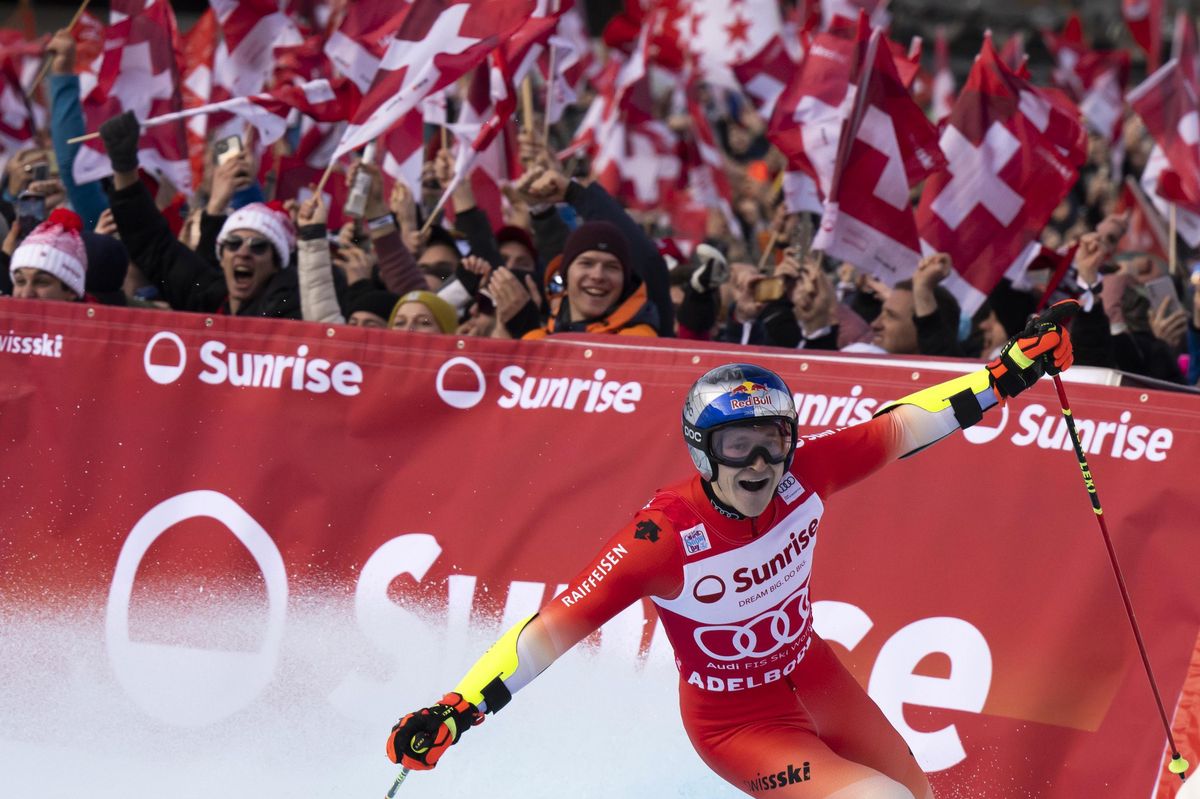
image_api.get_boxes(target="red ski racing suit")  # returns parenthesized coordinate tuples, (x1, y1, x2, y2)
(434, 368, 1003, 797)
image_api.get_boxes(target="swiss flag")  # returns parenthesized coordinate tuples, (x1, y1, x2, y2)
(440, 58, 521, 229)
(1077, 49, 1130, 147)
(1127, 58, 1200, 214)
(1116, 177, 1169, 261)
(732, 34, 802, 119)
(1140, 143, 1200, 247)
(379, 111, 425, 200)
(766, 18, 868, 202)
(566, 22, 681, 210)
(930, 25, 955, 121)
(683, 79, 740, 237)
(915, 33, 1085, 315)
(0, 53, 35, 166)
(324, 2, 413, 93)
(539, 5, 597, 125)
(181, 9, 218, 186)
(75, 0, 192, 195)
(1122, 0, 1163, 71)
(209, 0, 302, 98)
(813, 28, 945, 285)
(331, 0, 534, 162)
(1041, 12, 1087, 100)
(1171, 11, 1200, 93)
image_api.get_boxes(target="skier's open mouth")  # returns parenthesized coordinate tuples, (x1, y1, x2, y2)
(739, 477, 770, 492)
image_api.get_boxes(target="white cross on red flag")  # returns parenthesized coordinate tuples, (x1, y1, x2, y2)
(331, 0, 534, 162)
(1123, 0, 1163, 72)
(74, 0, 192, 195)
(209, 0, 302, 98)
(766, 18, 867, 202)
(1128, 58, 1200, 215)
(0, 55, 35, 167)
(324, 2, 414, 94)
(813, 28, 945, 285)
(915, 33, 1085, 315)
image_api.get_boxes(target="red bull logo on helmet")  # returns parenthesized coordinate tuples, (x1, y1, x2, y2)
(728, 380, 772, 410)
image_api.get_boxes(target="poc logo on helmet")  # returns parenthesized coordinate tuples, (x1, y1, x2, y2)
(684, 426, 703, 443)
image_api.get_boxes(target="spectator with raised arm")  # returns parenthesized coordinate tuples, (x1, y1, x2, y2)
(508, 139, 674, 336)
(44, 28, 108, 230)
(99, 111, 300, 318)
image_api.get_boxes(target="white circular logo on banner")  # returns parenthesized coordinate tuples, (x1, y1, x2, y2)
(143, 332, 187, 385)
(106, 490, 288, 726)
(963, 402, 1009, 445)
(436, 356, 486, 409)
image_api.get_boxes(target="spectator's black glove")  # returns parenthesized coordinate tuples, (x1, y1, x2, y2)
(98, 111, 141, 174)
(455, 259, 483, 297)
(690, 243, 730, 293)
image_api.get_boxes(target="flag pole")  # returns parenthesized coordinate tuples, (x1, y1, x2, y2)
(542, 45, 557, 144)
(522, 75, 535, 135)
(66, 81, 330, 144)
(1169, 203, 1179, 278)
(314, 161, 337, 197)
(30, 0, 92, 93)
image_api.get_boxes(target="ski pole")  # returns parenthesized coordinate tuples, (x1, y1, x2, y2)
(384, 767, 411, 797)
(1050, 375, 1190, 781)
(384, 731, 428, 796)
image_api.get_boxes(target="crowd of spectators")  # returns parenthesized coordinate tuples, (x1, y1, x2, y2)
(2, 22, 1199, 390)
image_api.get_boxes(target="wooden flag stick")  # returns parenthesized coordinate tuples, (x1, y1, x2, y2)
(757, 230, 779, 271)
(314, 161, 337, 197)
(521, 75, 535, 135)
(419, 191, 451, 237)
(30, 0, 92, 93)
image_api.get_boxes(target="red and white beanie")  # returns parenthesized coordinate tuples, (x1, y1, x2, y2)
(10, 208, 87, 297)
(216, 201, 296, 265)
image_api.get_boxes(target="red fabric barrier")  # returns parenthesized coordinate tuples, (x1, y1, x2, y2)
(2, 298, 1199, 797)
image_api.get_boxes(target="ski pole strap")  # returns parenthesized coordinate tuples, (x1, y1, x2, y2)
(947, 387, 984, 429)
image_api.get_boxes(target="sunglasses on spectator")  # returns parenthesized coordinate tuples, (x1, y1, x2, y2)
(221, 236, 272, 256)
(419, 261, 456, 280)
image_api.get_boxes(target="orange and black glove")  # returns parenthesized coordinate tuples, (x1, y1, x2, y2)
(386, 692, 484, 770)
(986, 299, 1079, 402)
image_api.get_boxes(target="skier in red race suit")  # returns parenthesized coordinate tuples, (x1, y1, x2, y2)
(387, 301, 1079, 797)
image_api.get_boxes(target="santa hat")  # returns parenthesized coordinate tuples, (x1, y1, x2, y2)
(216, 201, 296, 265)
(10, 208, 87, 297)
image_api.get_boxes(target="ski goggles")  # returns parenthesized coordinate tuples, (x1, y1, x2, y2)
(709, 418, 795, 468)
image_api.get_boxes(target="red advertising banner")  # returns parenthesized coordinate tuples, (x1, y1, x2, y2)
(2, 299, 1199, 798)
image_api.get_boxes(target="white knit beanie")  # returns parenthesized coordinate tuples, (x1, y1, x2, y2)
(10, 208, 87, 297)
(216, 201, 296, 266)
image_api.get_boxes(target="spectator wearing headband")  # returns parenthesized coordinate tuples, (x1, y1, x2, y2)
(5, 208, 89, 302)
